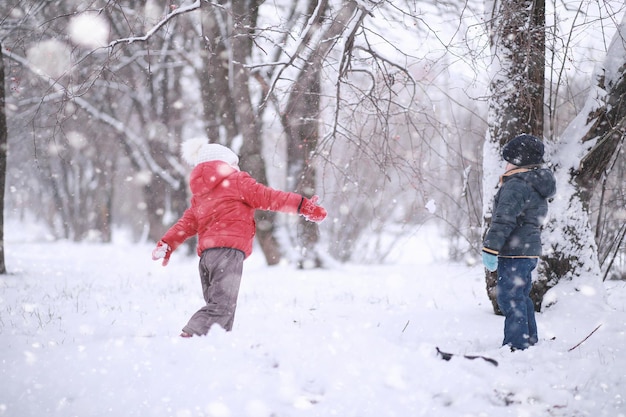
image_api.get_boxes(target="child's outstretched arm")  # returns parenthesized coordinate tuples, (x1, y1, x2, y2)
(237, 173, 327, 222)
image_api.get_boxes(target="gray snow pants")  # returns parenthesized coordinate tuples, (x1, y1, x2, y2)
(182, 247, 245, 335)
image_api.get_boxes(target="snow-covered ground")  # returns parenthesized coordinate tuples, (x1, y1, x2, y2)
(1, 222, 625, 417)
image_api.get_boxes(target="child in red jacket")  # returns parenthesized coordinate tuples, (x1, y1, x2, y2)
(152, 138, 327, 337)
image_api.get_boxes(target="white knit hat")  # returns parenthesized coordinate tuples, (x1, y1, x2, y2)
(181, 138, 239, 167)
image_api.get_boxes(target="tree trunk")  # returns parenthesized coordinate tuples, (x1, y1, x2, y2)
(486, 0, 545, 144)
(233, 0, 283, 265)
(280, 0, 364, 267)
(534, 15, 626, 308)
(199, 5, 238, 143)
(484, 0, 546, 313)
(0, 43, 7, 273)
(282, 0, 327, 268)
(199, 0, 283, 264)
(284, 66, 322, 268)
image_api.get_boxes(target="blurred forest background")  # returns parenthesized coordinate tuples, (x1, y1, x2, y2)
(1, 0, 625, 280)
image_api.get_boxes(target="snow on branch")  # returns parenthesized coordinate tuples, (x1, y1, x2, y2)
(259, 0, 330, 109)
(260, 0, 378, 110)
(107, 0, 201, 50)
(2, 46, 181, 190)
(69, 96, 182, 189)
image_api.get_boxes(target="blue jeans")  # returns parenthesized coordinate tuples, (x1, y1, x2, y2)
(496, 257, 538, 350)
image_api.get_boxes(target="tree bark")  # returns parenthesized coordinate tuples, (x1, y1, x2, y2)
(486, 0, 545, 145)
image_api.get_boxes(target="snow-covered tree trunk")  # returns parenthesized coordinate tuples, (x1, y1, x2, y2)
(535, 14, 626, 308)
(483, 0, 546, 313)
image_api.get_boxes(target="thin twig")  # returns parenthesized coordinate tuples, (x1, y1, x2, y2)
(401, 320, 410, 333)
(568, 324, 602, 352)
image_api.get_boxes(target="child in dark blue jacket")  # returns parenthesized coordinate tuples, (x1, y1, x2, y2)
(482, 134, 556, 350)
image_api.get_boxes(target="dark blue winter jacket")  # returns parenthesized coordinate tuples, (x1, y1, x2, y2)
(483, 167, 556, 257)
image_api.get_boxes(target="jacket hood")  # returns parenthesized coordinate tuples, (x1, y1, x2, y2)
(188, 161, 238, 196)
(515, 168, 556, 199)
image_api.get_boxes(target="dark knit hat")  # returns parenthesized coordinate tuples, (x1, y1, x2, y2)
(502, 134, 544, 166)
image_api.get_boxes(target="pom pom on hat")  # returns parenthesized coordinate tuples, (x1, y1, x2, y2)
(502, 134, 544, 166)
(181, 138, 239, 167)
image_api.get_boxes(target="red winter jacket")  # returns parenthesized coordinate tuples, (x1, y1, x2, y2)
(161, 161, 303, 258)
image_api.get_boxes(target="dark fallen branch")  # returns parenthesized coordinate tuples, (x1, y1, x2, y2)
(436, 347, 499, 367)
(568, 324, 602, 352)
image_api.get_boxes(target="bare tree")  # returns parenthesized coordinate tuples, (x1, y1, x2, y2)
(194, 0, 401, 265)
(2, 1, 192, 243)
(279, 0, 370, 267)
(483, 0, 546, 312)
(536, 12, 626, 304)
(105, 3, 194, 242)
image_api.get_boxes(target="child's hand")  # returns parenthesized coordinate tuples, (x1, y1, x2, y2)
(299, 196, 327, 222)
(152, 240, 172, 266)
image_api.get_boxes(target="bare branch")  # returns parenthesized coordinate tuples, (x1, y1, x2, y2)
(107, 0, 201, 50)
(2, 46, 182, 189)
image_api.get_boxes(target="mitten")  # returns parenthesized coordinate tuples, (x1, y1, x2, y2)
(482, 252, 498, 272)
(299, 196, 327, 222)
(152, 240, 172, 266)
